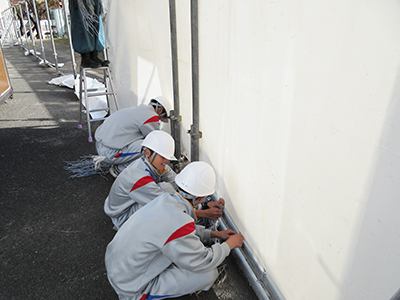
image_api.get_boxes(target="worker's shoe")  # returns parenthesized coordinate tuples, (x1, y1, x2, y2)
(195, 264, 227, 296)
(109, 165, 122, 178)
(80, 52, 101, 68)
(90, 51, 110, 67)
(213, 264, 228, 287)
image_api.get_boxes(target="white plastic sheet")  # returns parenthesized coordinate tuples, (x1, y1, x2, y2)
(48, 74, 108, 119)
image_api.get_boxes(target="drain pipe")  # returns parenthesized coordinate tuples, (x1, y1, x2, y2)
(190, 0, 201, 161)
(219, 210, 285, 300)
(168, 0, 181, 160)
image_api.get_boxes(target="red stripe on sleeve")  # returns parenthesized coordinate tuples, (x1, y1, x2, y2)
(130, 176, 154, 192)
(114, 153, 122, 158)
(140, 294, 147, 300)
(143, 115, 159, 124)
(164, 222, 196, 245)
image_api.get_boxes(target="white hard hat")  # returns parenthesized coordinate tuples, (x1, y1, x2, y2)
(150, 96, 172, 121)
(141, 130, 177, 160)
(175, 161, 215, 197)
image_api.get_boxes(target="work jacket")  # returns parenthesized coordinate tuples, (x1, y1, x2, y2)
(105, 192, 231, 296)
(95, 105, 160, 149)
(104, 156, 176, 219)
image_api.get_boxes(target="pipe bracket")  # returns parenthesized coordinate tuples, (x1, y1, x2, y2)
(169, 110, 182, 122)
(187, 128, 202, 139)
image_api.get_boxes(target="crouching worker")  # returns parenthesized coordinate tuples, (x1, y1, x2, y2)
(105, 161, 244, 300)
(104, 130, 177, 230)
(94, 96, 172, 177)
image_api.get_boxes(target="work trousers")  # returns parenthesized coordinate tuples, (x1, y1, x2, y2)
(116, 265, 218, 300)
(96, 140, 143, 171)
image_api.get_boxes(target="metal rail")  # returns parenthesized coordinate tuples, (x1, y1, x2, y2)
(168, 0, 182, 161)
(219, 208, 286, 300)
(190, 0, 201, 161)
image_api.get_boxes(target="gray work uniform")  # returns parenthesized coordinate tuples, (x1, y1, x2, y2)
(104, 156, 176, 230)
(105, 193, 231, 300)
(95, 105, 160, 169)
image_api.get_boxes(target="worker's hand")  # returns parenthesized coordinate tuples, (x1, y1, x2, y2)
(196, 203, 223, 220)
(212, 229, 237, 240)
(225, 233, 244, 250)
(208, 200, 224, 210)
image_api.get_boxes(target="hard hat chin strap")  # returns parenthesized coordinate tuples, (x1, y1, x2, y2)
(178, 188, 197, 206)
(150, 151, 156, 163)
(150, 99, 166, 117)
(144, 148, 162, 176)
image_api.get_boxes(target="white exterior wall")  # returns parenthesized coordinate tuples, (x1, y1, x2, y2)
(105, 1, 400, 299)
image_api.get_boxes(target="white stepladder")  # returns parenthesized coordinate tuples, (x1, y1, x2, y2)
(78, 66, 118, 142)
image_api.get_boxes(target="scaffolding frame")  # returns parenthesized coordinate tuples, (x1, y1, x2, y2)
(0, 0, 77, 76)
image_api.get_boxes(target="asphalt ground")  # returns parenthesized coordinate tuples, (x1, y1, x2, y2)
(0, 40, 258, 300)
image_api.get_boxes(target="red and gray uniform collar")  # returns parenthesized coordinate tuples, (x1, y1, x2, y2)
(141, 156, 161, 182)
(175, 192, 197, 221)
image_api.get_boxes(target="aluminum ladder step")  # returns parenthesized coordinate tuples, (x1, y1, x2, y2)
(78, 65, 118, 142)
